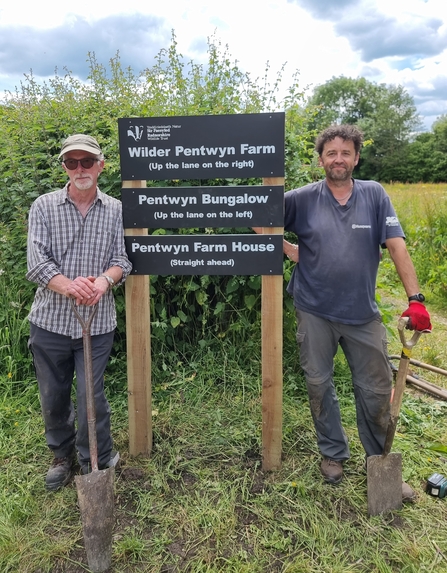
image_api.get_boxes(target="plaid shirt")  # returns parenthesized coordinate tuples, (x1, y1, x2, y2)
(26, 185, 132, 339)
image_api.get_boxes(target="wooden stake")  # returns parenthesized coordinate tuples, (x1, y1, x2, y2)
(261, 176, 284, 470)
(123, 180, 152, 456)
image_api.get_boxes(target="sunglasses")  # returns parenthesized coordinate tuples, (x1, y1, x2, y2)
(63, 158, 98, 170)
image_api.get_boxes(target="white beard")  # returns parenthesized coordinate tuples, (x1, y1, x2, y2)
(73, 174, 94, 191)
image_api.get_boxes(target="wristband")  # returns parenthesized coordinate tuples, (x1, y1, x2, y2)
(100, 274, 115, 288)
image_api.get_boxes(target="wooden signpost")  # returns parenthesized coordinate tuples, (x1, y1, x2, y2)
(118, 113, 285, 469)
(261, 176, 284, 470)
(123, 180, 152, 456)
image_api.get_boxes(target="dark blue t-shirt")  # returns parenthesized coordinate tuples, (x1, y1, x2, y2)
(284, 179, 405, 324)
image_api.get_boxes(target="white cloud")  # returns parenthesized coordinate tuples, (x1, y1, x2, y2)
(0, 0, 446, 130)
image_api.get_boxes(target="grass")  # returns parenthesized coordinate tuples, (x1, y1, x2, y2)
(1, 183, 447, 572)
(1, 326, 447, 572)
(381, 183, 447, 389)
(383, 183, 447, 302)
(382, 183, 447, 225)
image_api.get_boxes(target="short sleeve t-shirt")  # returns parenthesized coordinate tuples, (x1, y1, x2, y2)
(284, 179, 405, 325)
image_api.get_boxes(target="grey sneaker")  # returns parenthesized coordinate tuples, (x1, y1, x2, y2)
(81, 451, 120, 475)
(103, 450, 120, 470)
(402, 481, 417, 503)
(45, 455, 74, 491)
(320, 458, 343, 484)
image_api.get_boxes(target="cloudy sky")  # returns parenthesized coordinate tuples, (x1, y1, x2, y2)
(1, 0, 446, 130)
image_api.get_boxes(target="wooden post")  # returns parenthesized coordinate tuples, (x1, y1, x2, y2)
(123, 180, 152, 456)
(261, 176, 284, 470)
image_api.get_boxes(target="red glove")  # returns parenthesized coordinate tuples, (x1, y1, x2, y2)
(401, 301, 432, 331)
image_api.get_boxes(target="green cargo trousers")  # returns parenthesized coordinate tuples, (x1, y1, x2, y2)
(295, 309, 392, 460)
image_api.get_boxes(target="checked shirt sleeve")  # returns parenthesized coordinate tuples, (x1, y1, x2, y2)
(107, 203, 132, 285)
(26, 199, 62, 287)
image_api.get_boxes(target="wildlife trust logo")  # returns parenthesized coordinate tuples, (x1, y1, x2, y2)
(127, 125, 144, 141)
(386, 216, 400, 227)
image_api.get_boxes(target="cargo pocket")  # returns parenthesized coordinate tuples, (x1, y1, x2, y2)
(296, 331, 305, 346)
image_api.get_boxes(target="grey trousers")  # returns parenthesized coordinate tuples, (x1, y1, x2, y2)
(29, 323, 115, 467)
(296, 309, 392, 460)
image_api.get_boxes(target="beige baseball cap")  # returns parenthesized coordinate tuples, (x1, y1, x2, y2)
(58, 134, 102, 158)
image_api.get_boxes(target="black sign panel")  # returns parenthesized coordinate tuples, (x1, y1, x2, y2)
(122, 186, 284, 229)
(125, 234, 283, 276)
(118, 113, 285, 180)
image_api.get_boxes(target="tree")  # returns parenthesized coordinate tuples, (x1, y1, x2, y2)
(308, 76, 381, 128)
(402, 115, 447, 182)
(433, 114, 447, 153)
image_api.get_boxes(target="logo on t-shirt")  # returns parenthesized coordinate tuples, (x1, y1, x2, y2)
(386, 216, 399, 227)
(352, 224, 372, 229)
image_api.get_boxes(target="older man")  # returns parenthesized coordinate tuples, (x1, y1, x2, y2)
(27, 134, 132, 491)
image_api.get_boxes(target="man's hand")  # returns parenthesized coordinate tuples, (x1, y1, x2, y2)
(66, 275, 107, 306)
(66, 276, 96, 305)
(401, 301, 432, 331)
(283, 240, 299, 263)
